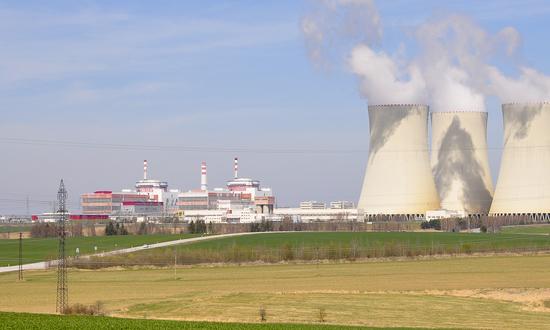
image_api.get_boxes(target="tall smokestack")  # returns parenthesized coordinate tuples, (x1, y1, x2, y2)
(234, 157, 238, 179)
(201, 161, 208, 191)
(143, 160, 148, 180)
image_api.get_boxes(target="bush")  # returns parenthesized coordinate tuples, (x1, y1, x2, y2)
(188, 220, 207, 234)
(462, 243, 473, 254)
(105, 221, 128, 236)
(30, 223, 58, 238)
(318, 307, 327, 323)
(421, 220, 441, 230)
(64, 301, 104, 315)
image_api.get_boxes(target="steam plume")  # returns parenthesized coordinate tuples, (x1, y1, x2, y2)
(302, 1, 550, 109)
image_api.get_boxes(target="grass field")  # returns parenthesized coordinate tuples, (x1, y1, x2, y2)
(2, 255, 550, 328)
(0, 312, 394, 330)
(84, 232, 550, 267)
(0, 234, 198, 266)
(501, 224, 550, 235)
(0, 225, 32, 233)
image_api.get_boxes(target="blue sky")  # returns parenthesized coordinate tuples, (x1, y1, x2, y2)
(0, 0, 549, 213)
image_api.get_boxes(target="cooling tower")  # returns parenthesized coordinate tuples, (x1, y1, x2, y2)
(490, 102, 550, 215)
(358, 104, 440, 216)
(431, 112, 494, 215)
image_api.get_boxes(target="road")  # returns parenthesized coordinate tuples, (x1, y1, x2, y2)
(0, 231, 265, 273)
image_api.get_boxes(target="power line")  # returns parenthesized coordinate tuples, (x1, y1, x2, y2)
(1, 136, 550, 154)
(0, 137, 369, 154)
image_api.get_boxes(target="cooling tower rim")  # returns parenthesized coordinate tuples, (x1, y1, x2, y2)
(502, 101, 550, 106)
(431, 110, 487, 115)
(368, 104, 428, 108)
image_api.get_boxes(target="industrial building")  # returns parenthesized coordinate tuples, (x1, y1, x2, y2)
(73, 100, 550, 224)
(490, 102, 550, 218)
(178, 158, 275, 223)
(358, 104, 440, 218)
(81, 160, 178, 216)
(330, 201, 355, 209)
(274, 208, 358, 223)
(299, 201, 326, 209)
(430, 111, 494, 215)
(81, 191, 152, 215)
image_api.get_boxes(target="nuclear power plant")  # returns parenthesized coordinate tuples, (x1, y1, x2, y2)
(431, 112, 494, 215)
(490, 102, 550, 218)
(358, 101, 550, 221)
(357, 104, 440, 218)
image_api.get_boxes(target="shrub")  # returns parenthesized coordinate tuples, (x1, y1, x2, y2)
(105, 221, 128, 236)
(64, 301, 105, 316)
(30, 223, 58, 238)
(420, 220, 441, 230)
(318, 307, 326, 323)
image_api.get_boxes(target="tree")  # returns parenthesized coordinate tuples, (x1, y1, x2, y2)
(105, 221, 129, 236)
(105, 222, 116, 236)
(30, 223, 58, 238)
(207, 221, 213, 234)
(137, 222, 148, 235)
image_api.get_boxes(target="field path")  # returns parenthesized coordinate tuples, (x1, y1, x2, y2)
(0, 231, 269, 273)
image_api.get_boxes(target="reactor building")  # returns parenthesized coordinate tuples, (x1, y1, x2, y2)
(430, 111, 494, 215)
(490, 102, 550, 217)
(357, 104, 440, 218)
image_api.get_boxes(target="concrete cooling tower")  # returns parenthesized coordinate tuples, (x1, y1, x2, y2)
(431, 112, 494, 215)
(358, 104, 440, 217)
(490, 102, 550, 215)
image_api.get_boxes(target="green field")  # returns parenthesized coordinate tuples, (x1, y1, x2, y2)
(0, 234, 198, 266)
(2, 255, 550, 328)
(84, 232, 550, 267)
(181, 231, 550, 249)
(501, 224, 550, 235)
(0, 312, 405, 330)
(0, 225, 32, 233)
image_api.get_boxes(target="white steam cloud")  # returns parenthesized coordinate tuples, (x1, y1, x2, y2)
(349, 45, 426, 104)
(302, 1, 550, 110)
(302, 0, 382, 67)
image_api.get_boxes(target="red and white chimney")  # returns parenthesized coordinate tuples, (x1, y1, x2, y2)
(234, 157, 238, 179)
(143, 160, 148, 180)
(201, 161, 208, 191)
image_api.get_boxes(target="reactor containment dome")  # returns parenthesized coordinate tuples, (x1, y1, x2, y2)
(358, 104, 440, 217)
(431, 111, 494, 215)
(490, 102, 550, 215)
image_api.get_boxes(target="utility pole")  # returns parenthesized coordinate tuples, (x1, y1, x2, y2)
(174, 247, 177, 280)
(18, 232, 23, 281)
(56, 179, 68, 314)
(25, 195, 29, 218)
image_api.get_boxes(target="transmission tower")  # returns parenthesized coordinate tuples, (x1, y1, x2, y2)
(18, 232, 23, 281)
(56, 179, 68, 314)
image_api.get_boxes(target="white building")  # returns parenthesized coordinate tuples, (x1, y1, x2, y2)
(330, 201, 355, 209)
(425, 209, 466, 221)
(300, 201, 326, 209)
(274, 208, 358, 223)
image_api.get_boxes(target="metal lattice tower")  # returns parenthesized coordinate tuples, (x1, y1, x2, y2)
(18, 232, 23, 281)
(56, 179, 68, 314)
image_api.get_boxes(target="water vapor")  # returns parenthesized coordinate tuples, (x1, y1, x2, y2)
(302, 1, 550, 109)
